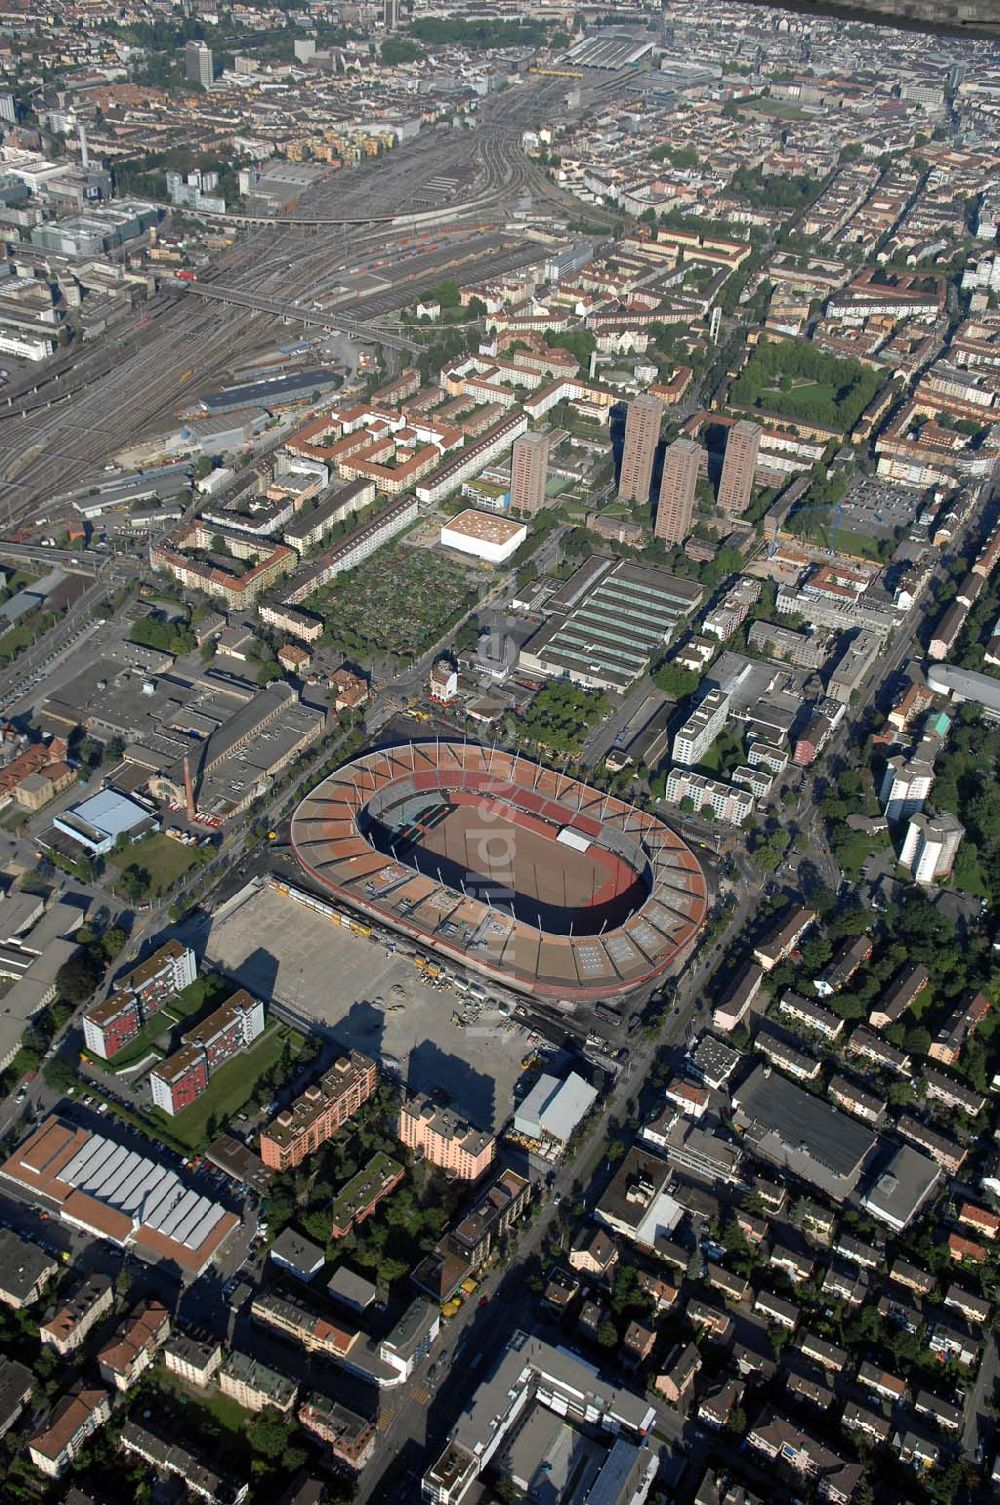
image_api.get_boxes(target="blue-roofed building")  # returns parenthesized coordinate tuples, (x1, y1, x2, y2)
(197, 369, 339, 415)
(513, 1072, 599, 1150)
(54, 789, 159, 857)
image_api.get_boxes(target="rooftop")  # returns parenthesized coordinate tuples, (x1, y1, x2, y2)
(442, 508, 526, 545)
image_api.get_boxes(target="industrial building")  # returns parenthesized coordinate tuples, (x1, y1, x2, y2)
(518, 556, 703, 692)
(54, 788, 159, 858)
(422, 1332, 656, 1505)
(0, 1117, 239, 1274)
(512, 1072, 598, 1153)
(731, 1064, 877, 1201)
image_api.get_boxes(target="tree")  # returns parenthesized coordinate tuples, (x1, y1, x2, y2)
(651, 661, 700, 699)
(101, 926, 127, 960)
(903, 1026, 931, 1056)
(43, 1056, 78, 1094)
(118, 865, 152, 903)
(597, 1319, 618, 1348)
(247, 1410, 295, 1460)
(56, 951, 102, 1004)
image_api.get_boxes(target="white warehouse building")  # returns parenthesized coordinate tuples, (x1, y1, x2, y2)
(439, 510, 527, 565)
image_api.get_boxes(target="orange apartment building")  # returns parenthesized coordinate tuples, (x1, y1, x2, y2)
(259, 1052, 378, 1171)
(398, 1095, 496, 1181)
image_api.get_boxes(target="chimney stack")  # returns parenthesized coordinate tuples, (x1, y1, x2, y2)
(183, 754, 196, 823)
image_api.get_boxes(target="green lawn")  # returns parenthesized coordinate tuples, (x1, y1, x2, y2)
(0, 610, 58, 666)
(792, 519, 889, 562)
(154, 1368, 251, 1435)
(730, 338, 883, 434)
(147, 1023, 295, 1150)
(109, 833, 199, 896)
(740, 96, 809, 119)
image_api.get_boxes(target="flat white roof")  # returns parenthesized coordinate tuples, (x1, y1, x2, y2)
(442, 509, 526, 546)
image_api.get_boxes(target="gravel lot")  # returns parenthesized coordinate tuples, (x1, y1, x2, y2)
(204, 883, 527, 1130)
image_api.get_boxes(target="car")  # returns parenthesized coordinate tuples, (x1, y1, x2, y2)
(553, 1191, 562, 1206)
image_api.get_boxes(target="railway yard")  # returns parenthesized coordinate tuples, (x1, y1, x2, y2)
(0, 77, 606, 534)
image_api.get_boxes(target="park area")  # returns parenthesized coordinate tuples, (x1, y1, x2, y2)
(309, 545, 478, 665)
(108, 832, 199, 900)
(729, 338, 884, 434)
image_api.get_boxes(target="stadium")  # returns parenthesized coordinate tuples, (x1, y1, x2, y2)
(289, 741, 709, 1004)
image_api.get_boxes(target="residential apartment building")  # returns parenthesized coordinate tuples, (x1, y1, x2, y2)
(251, 1291, 360, 1365)
(900, 811, 965, 883)
(330, 1153, 405, 1239)
(97, 1301, 170, 1392)
(448, 1167, 531, 1269)
(671, 688, 730, 767)
(219, 1352, 298, 1414)
(880, 753, 935, 823)
(83, 940, 196, 1060)
(82, 992, 143, 1062)
(415, 413, 528, 507)
(398, 1095, 496, 1181)
(929, 991, 990, 1066)
(747, 620, 828, 669)
(185, 40, 213, 88)
(747, 1409, 861, 1504)
(0, 1358, 32, 1442)
(0, 1230, 58, 1309)
(122, 941, 197, 1013)
(119, 1422, 249, 1505)
(752, 906, 816, 970)
(39, 1275, 113, 1356)
(150, 990, 265, 1116)
(28, 1387, 111, 1478)
(655, 438, 700, 545)
(718, 420, 761, 514)
(259, 1052, 378, 1172)
(663, 768, 754, 825)
(509, 430, 550, 516)
(163, 1334, 222, 1389)
(150, 1043, 208, 1117)
(298, 1395, 377, 1471)
(618, 393, 661, 503)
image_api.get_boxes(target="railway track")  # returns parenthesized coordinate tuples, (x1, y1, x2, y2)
(0, 85, 582, 526)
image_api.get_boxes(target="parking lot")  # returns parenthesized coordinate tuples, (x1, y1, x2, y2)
(203, 883, 527, 1131)
(839, 475, 923, 541)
